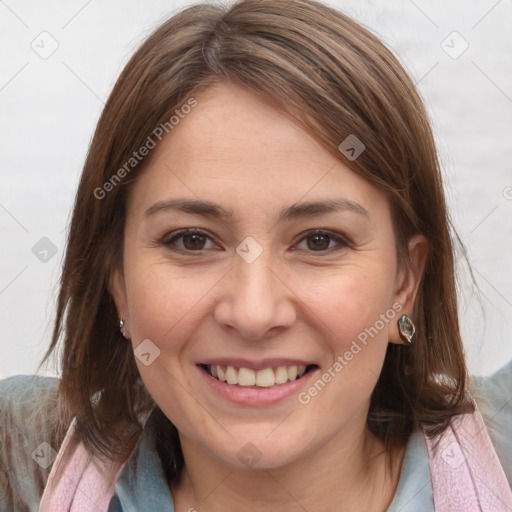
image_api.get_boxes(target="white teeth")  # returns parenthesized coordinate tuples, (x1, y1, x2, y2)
(226, 366, 238, 385)
(238, 367, 256, 386)
(287, 366, 298, 381)
(275, 366, 289, 384)
(256, 368, 275, 387)
(208, 364, 310, 388)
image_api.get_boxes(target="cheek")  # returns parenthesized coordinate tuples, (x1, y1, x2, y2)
(122, 260, 211, 421)
(298, 276, 395, 414)
(124, 257, 215, 343)
(307, 268, 396, 351)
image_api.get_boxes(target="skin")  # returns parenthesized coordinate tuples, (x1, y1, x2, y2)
(111, 81, 428, 512)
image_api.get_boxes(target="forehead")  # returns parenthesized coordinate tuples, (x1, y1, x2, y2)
(127, 82, 389, 222)
(164, 82, 329, 172)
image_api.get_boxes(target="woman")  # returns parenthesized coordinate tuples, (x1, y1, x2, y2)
(1, 0, 511, 510)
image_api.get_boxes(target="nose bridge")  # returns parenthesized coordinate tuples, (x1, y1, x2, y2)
(233, 235, 278, 304)
(214, 235, 295, 339)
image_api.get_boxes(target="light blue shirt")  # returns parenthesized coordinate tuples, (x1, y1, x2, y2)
(1, 360, 511, 511)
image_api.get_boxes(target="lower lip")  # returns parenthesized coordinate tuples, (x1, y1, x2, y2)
(197, 365, 319, 406)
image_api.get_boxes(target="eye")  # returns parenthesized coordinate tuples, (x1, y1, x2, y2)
(294, 229, 350, 252)
(162, 229, 218, 252)
(161, 228, 350, 254)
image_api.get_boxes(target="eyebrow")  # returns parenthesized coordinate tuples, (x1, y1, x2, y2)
(144, 197, 369, 221)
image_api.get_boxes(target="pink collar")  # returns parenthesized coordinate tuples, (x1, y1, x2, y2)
(424, 400, 512, 510)
(40, 404, 512, 511)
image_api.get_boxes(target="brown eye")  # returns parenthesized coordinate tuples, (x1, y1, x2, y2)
(182, 233, 207, 250)
(295, 229, 350, 252)
(162, 229, 216, 252)
(307, 233, 330, 250)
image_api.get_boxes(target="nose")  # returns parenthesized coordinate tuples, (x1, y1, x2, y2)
(213, 242, 296, 341)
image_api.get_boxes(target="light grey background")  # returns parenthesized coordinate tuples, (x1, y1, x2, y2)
(1, 0, 511, 379)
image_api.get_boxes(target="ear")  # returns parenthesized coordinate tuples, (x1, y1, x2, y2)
(109, 266, 131, 339)
(389, 234, 428, 345)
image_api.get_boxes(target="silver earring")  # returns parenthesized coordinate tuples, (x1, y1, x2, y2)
(398, 314, 416, 344)
(119, 318, 129, 339)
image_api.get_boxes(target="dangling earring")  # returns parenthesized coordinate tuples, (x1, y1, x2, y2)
(398, 314, 416, 344)
(119, 318, 129, 339)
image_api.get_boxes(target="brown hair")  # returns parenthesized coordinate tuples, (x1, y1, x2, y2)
(40, 0, 473, 483)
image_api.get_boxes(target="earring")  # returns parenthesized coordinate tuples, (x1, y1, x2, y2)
(119, 318, 129, 339)
(398, 314, 416, 344)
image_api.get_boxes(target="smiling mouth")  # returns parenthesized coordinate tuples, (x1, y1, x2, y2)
(198, 363, 318, 388)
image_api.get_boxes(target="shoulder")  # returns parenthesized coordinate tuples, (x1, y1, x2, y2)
(0, 373, 59, 402)
(470, 359, 512, 486)
(0, 374, 61, 511)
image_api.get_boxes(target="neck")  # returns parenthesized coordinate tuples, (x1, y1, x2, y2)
(169, 425, 406, 512)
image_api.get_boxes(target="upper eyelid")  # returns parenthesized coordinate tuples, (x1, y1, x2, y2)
(163, 228, 215, 243)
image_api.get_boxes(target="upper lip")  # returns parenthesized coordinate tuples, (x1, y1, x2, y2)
(198, 358, 317, 371)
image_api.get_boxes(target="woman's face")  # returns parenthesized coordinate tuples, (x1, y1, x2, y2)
(112, 82, 426, 469)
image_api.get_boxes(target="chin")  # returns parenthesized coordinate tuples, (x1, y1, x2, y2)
(207, 428, 313, 471)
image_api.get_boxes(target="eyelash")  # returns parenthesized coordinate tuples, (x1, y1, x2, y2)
(161, 228, 351, 254)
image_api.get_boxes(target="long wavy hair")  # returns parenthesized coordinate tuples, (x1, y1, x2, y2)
(39, 0, 473, 485)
